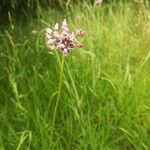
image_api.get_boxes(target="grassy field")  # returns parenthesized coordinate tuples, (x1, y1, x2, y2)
(0, 1, 150, 150)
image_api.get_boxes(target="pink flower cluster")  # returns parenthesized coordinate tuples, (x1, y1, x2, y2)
(45, 19, 84, 56)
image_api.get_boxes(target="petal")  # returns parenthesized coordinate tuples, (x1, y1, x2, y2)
(53, 31, 60, 38)
(58, 43, 65, 49)
(95, 0, 102, 5)
(76, 29, 85, 36)
(48, 45, 55, 50)
(47, 39, 55, 44)
(32, 30, 38, 35)
(45, 28, 52, 34)
(71, 32, 75, 36)
(62, 19, 67, 27)
(62, 48, 69, 56)
(76, 43, 83, 48)
(46, 33, 52, 39)
(61, 19, 69, 32)
(70, 36, 75, 42)
(62, 31, 68, 36)
(54, 23, 59, 30)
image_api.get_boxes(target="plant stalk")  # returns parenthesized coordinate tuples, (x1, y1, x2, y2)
(50, 54, 65, 147)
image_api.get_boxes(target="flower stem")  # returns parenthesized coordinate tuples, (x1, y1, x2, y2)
(50, 54, 65, 147)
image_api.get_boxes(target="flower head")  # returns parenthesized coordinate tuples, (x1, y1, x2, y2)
(76, 29, 85, 36)
(31, 30, 38, 36)
(95, 0, 102, 5)
(45, 19, 84, 56)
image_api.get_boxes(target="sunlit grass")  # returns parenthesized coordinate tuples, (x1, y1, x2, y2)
(0, 1, 150, 150)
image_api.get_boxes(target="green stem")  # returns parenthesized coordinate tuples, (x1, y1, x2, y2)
(50, 54, 65, 147)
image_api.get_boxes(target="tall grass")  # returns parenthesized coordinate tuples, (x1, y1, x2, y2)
(0, 1, 150, 149)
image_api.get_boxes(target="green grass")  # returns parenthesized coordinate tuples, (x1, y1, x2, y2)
(0, 1, 150, 150)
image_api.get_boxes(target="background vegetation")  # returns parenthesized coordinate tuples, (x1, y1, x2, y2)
(0, 0, 150, 149)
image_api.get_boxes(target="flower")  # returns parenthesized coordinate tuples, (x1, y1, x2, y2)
(61, 19, 69, 32)
(53, 23, 59, 30)
(95, 0, 102, 5)
(45, 19, 84, 56)
(76, 29, 85, 36)
(31, 30, 38, 36)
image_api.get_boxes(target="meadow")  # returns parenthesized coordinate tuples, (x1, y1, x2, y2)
(0, 1, 150, 149)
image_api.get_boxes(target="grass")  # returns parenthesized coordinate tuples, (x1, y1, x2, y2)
(0, 1, 150, 150)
